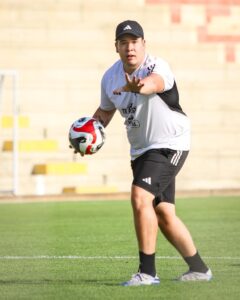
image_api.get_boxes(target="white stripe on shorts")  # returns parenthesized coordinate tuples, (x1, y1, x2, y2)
(171, 150, 183, 166)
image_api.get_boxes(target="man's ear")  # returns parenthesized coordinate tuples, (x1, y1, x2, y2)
(115, 42, 119, 53)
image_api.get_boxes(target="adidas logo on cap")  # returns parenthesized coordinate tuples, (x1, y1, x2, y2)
(123, 25, 132, 30)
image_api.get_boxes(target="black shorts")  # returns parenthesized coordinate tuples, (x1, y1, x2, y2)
(131, 148, 189, 205)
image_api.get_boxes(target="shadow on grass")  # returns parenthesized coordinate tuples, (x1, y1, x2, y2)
(0, 278, 119, 286)
(0, 277, 183, 287)
(230, 264, 240, 267)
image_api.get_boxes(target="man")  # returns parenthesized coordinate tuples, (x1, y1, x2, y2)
(92, 20, 212, 286)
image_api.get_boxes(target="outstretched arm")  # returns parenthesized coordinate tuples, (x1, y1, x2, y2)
(113, 73, 165, 95)
(93, 107, 116, 128)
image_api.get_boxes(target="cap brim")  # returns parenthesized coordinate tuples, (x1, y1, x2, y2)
(116, 31, 143, 40)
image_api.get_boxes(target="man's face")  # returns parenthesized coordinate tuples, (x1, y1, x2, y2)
(115, 34, 145, 73)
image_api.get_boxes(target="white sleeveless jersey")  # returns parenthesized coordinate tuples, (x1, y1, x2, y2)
(100, 54, 190, 160)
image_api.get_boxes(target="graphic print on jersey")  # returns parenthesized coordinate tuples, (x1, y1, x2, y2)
(147, 64, 156, 76)
(122, 100, 140, 129)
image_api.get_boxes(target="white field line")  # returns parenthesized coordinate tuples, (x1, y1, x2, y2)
(0, 255, 239, 260)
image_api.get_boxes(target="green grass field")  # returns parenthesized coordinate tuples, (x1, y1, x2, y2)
(0, 196, 239, 300)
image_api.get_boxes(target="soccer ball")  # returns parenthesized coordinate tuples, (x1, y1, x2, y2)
(69, 117, 105, 155)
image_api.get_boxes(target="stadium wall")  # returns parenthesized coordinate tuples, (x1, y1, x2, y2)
(0, 0, 239, 196)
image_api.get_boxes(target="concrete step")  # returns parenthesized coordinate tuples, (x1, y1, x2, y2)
(32, 162, 87, 175)
(62, 185, 118, 194)
(182, 151, 240, 190)
(0, 115, 29, 128)
(0, 48, 117, 69)
(2, 139, 58, 152)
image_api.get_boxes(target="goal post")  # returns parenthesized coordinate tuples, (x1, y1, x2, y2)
(0, 70, 19, 195)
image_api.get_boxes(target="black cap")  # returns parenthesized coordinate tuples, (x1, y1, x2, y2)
(115, 20, 144, 40)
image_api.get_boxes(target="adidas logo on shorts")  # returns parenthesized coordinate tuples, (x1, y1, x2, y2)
(142, 177, 151, 185)
(170, 150, 183, 166)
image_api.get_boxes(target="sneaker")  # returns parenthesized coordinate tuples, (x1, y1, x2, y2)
(121, 272, 160, 286)
(177, 269, 213, 282)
